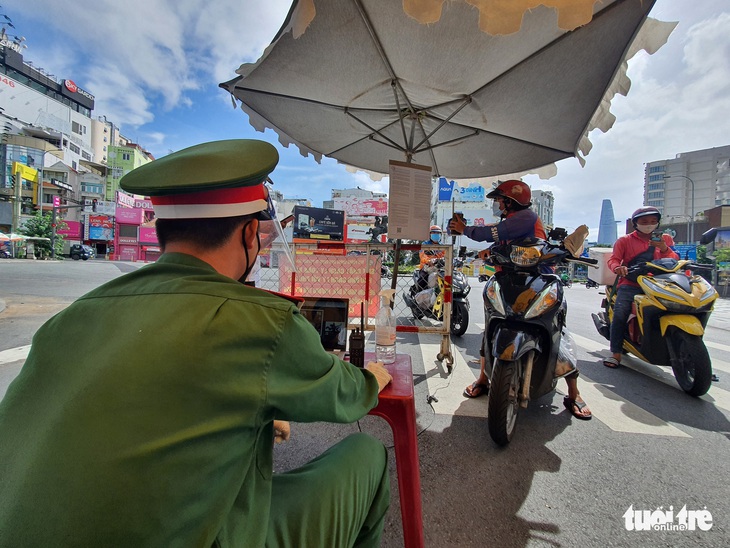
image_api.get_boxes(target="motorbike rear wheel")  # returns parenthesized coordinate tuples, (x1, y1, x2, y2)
(487, 358, 522, 446)
(450, 302, 469, 337)
(666, 327, 712, 397)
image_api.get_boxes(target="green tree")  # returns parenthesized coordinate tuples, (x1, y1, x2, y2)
(20, 211, 67, 258)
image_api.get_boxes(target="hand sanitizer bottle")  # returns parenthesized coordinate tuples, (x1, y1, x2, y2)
(375, 289, 396, 364)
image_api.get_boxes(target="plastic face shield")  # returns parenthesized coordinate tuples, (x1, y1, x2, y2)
(256, 183, 296, 272)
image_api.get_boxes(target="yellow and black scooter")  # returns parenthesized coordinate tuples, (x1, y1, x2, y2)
(592, 257, 717, 396)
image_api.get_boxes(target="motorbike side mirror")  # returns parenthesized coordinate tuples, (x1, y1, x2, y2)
(699, 228, 717, 246)
(458, 245, 467, 258)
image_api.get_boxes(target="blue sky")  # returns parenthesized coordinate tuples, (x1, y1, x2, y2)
(5, 1, 730, 237)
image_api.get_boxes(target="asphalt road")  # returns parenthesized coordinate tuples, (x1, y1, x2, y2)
(1, 259, 729, 547)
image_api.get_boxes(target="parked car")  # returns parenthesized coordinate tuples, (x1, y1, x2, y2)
(70, 244, 96, 261)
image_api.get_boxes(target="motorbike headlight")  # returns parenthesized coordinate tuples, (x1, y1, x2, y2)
(525, 283, 559, 319)
(655, 297, 694, 313)
(639, 277, 679, 300)
(486, 279, 506, 316)
(697, 279, 717, 304)
(510, 245, 542, 266)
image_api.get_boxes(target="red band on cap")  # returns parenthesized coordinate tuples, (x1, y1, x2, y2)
(150, 184, 266, 206)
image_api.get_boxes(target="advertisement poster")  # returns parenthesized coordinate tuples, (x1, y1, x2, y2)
(88, 215, 114, 241)
(293, 205, 345, 241)
(57, 220, 81, 239)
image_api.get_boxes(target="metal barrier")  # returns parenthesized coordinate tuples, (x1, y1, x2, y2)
(257, 242, 456, 366)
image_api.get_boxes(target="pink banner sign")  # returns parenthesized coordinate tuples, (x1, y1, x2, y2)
(333, 198, 388, 217)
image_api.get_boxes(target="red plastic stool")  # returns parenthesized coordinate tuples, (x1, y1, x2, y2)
(366, 352, 424, 548)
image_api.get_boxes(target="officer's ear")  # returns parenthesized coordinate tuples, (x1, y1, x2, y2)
(241, 218, 259, 249)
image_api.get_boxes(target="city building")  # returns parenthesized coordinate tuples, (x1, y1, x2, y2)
(105, 143, 154, 200)
(531, 189, 554, 229)
(644, 145, 730, 242)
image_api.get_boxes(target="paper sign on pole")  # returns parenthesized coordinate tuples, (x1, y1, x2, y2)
(387, 160, 432, 241)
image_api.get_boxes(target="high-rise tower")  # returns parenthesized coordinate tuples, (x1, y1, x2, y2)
(597, 199, 617, 245)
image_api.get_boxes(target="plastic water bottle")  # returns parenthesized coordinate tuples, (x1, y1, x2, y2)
(375, 289, 396, 364)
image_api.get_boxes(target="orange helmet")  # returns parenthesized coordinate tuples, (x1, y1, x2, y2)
(429, 225, 442, 233)
(487, 180, 532, 207)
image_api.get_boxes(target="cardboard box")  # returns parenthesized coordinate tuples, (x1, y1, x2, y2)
(587, 247, 616, 285)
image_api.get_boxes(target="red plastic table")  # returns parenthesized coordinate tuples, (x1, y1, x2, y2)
(366, 352, 424, 548)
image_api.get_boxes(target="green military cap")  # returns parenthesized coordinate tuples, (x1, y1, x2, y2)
(119, 139, 279, 219)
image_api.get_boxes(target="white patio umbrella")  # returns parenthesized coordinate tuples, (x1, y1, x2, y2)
(221, 0, 675, 181)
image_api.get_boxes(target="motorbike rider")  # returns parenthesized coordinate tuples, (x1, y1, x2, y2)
(449, 180, 591, 420)
(419, 225, 446, 267)
(415, 225, 447, 292)
(602, 206, 678, 369)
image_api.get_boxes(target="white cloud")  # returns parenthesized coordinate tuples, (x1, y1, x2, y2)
(15, 0, 292, 130)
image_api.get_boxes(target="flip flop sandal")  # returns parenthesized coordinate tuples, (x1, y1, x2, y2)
(602, 357, 621, 369)
(463, 381, 489, 398)
(563, 396, 592, 420)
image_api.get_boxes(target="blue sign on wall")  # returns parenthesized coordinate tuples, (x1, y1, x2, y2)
(438, 177, 455, 201)
(672, 244, 697, 261)
(457, 185, 485, 202)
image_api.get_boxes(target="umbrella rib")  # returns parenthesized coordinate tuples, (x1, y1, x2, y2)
(353, 0, 439, 171)
(342, 109, 405, 152)
(413, 97, 473, 152)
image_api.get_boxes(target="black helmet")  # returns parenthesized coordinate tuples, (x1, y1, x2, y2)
(631, 206, 661, 226)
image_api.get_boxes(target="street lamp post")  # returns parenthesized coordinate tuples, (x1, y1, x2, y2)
(663, 174, 695, 243)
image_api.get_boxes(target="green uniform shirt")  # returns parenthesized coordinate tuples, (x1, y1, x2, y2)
(0, 253, 380, 547)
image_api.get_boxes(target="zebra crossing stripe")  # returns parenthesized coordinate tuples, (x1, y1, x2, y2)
(570, 333, 730, 413)
(0, 345, 31, 366)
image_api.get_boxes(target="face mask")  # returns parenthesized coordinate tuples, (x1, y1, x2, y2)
(636, 223, 658, 234)
(430, 233, 441, 243)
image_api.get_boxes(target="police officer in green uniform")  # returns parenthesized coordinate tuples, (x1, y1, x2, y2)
(0, 139, 393, 547)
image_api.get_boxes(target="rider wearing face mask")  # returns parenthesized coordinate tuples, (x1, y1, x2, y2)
(419, 225, 446, 268)
(602, 206, 679, 369)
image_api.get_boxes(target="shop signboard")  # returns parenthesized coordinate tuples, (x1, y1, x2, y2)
(293, 205, 345, 242)
(115, 207, 144, 223)
(139, 226, 158, 244)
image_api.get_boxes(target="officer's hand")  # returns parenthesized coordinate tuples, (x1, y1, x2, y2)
(366, 361, 393, 393)
(448, 216, 465, 235)
(614, 265, 629, 277)
(273, 420, 291, 444)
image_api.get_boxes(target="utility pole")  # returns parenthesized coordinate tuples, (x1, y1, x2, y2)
(50, 201, 88, 259)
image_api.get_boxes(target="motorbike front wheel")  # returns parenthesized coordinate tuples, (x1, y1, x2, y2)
(666, 328, 712, 397)
(450, 302, 469, 337)
(487, 358, 523, 446)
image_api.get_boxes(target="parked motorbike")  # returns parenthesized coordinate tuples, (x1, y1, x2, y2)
(381, 263, 392, 279)
(585, 278, 599, 289)
(403, 258, 471, 336)
(481, 230, 596, 445)
(591, 258, 717, 396)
